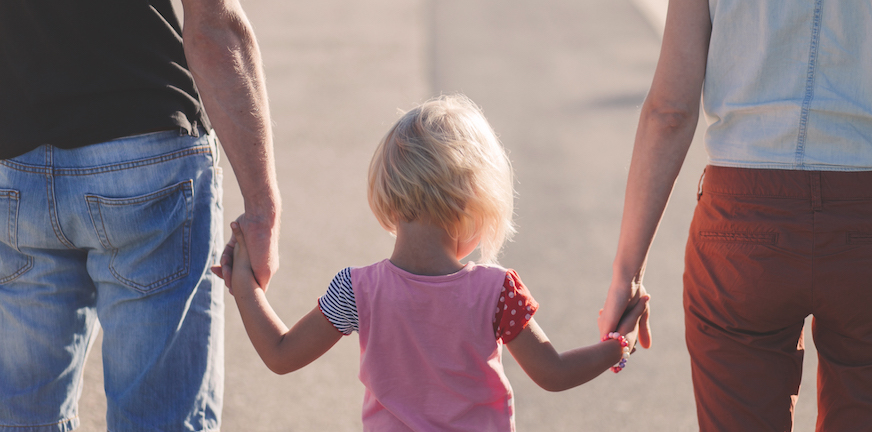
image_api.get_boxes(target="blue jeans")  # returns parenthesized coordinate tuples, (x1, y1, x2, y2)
(0, 129, 224, 431)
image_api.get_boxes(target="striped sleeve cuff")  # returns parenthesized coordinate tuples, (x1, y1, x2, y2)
(318, 267, 358, 335)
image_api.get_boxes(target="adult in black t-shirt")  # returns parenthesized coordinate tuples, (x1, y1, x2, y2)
(0, 0, 280, 429)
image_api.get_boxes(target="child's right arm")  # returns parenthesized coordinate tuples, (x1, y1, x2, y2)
(506, 291, 649, 392)
(228, 222, 342, 375)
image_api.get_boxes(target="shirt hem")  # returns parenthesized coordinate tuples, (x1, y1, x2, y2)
(707, 160, 872, 172)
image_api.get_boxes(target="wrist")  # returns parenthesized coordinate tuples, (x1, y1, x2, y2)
(611, 265, 643, 289)
(243, 196, 282, 226)
(240, 177, 281, 218)
(601, 332, 631, 373)
(232, 282, 265, 299)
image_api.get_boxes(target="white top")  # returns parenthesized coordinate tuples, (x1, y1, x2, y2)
(703, 0, 872, 171)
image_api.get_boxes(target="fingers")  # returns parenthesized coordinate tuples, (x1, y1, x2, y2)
(615, 295, 650, 336)
(236, 214, 279, 290)
(216, 216, 260, 295)
(218, 243, 236, 288)
(599, 290, 632, 337)
(230, 221, 246, 244)
(634, 286, 652, 349)
(218, 234, 238, 288)
(638, 307, 652, 349)
(230, 220, 256, 267)
(628, 294, 650, 318)
(617, 295, 649, 332)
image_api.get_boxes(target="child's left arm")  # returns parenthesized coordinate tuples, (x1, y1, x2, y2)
(228, 222, 342, 375)
(506, 292, 649, 392)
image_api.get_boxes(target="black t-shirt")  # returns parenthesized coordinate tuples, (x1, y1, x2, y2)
(0, 0, 211, 159)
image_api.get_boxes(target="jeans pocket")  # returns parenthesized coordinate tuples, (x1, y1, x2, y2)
(0, 189, 33, 284)
(86, 180, 194, 293)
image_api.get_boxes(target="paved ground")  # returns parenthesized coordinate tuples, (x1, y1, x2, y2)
(78, 0, 821, 430)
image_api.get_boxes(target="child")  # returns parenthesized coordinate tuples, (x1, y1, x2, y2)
(220, 94, 649, 431)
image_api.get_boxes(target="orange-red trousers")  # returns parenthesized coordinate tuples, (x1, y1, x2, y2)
(684, 165, 872, 432)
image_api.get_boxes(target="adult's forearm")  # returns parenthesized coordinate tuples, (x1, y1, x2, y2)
(181, 0, 280, 287)
(600, 0, 710, 344)
(610, 102, 697, 286)
(182, 3, 281, 219)
(610, 0, 711, 287)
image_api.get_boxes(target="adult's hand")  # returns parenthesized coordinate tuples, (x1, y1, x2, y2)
(212, 212, 279, 291)
(234, 212, 280, 289)
(599, 279, 651, 349)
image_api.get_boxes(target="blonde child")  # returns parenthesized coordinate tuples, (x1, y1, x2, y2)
(221, 94, 649, 431)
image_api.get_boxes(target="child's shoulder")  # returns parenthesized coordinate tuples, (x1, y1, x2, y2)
(466, 262, 523, 284)
(342, 259, 407, 283)
(339, 259, 388, 275)
(468, 264, 531, 296)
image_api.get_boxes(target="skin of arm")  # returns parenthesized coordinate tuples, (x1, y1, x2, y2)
(181, 0, 282, 289)
(229, 222, 342, 375)
(598, 0, 712, 346)
(508, 292, 649, 392)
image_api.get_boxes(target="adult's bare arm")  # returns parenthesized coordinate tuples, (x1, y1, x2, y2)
(181, 0, 281, 289)
(598, 0, 712, 346)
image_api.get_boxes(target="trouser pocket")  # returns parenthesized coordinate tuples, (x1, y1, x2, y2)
(86, 180, 194, 293)
(0, 189, 32, 283)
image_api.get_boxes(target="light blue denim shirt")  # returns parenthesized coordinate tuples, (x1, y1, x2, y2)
(703, 0, 872, 171)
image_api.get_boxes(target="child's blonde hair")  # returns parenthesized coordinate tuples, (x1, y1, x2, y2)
(368, 94, 515, 264)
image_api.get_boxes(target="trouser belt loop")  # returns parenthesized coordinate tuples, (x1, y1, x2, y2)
(179, 121, 200, 137)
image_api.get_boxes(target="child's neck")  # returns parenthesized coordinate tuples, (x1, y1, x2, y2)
(390, 218, 466, 276)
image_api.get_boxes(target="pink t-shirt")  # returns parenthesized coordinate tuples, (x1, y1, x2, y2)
(323, 260, 537, 431)
(318, 266, 538, 341)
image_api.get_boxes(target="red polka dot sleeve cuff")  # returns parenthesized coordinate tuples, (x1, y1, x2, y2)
(493, 269, 539, 343)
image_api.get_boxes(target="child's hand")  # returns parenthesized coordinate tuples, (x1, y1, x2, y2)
(614, 286, 650, 353)
(228, 221, 262, 296)
(210, 234, 238, 287)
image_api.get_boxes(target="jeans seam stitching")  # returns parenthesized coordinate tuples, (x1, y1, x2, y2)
(0, 258, 33, 284)
(0, 146, 210, 175)
(56, 147, 211, 176)
(108, 256, 189, 291)
(0, 190, 33, 284)
(0, 414, 78, 428)
(4, 191, 12, 248)
(43, 148, 76, 249)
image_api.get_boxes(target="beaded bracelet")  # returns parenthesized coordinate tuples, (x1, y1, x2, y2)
(601, 332, 631, 373)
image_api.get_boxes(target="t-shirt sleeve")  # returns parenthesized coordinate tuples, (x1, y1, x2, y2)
(493, 269, 539, 343)
(318, 267, 358, 335)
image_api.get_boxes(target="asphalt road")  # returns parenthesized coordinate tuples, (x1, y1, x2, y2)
(77, 0, 821, 430)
